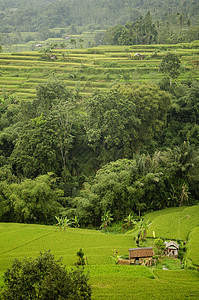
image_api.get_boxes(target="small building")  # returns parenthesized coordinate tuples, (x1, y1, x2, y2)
(129, 247, 154, 266)
(50, 55, 57, 60)
(165, 241, 179, 257)
(133, 53, 144, 60)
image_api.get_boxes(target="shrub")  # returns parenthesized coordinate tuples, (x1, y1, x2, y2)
(1, 250, 91, 300)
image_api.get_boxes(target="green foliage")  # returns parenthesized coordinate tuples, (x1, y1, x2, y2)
(35, 80, 74, 114)
(76, 248, 86, 266)
(159, 52, 181, 85)
(136, 219, 150, 241)
(85, 83, 171, 162)
(154, 238, 165, 257)
(101, 210, 114, 229)
(104, 12, 158, 45)
(72, 141, 199, 226)
(1, 250, 91, 300)
(0, 174, 63, 224)
(55, 216, 72, 230)
(71, 216, 80, 228)
(123, 213, 136, 229)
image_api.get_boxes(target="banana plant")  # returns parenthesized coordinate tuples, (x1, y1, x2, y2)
(55, 216, 72, 230)
(124, 213, 136, 228)
(101, 210, 114, 230)
(55, 216, 63, 230)
(71, 216, 80, 228)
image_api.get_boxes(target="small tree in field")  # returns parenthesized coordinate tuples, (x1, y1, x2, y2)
(76, 248, 86, 266)
(1, 251, 91, 300)
(159, 52, 181, 87)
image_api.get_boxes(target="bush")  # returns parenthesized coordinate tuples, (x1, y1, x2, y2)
(1, 251, 91, 300)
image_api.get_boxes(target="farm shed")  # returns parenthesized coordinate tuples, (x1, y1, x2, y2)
(133, 53, 144, 59)
(165, 241, 179, 257)
(129, 247, 154, 266)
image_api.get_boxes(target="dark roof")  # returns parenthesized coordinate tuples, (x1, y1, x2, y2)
(129, 247, 154, 258)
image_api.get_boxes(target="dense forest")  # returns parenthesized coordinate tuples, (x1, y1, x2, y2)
(0, 0, 198, 32)
(0, 0, 198, 46)
(0, 76, 199, 226)
(0, 0, 198, 228)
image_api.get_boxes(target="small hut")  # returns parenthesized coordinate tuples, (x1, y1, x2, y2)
(165, 241, 179, 257)
(129, 247, 154, 266)
(133, 53, 144, 60)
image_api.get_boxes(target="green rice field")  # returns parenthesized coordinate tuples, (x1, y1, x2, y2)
(146, 205, 199, 241)
(0, 205, 199, 299)
(0, 41, 198, 100)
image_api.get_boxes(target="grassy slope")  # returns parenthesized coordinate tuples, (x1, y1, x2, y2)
(146, 205, 199, 270)
(186, 227, 199, 266)
(146, 205, 199, 240)
(0, 41, 198, 100)
(0, 219, 199, 299)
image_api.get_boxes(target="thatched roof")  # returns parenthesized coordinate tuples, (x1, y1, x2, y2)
(129, 247, 154, 258)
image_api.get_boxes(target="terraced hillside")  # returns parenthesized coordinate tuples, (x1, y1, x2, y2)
(0, 42, 198, 100)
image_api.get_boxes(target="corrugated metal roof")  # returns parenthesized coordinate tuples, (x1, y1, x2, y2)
(165, 241, 179, 249)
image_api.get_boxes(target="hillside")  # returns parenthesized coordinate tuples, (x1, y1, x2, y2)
(146, 205, 199, 267)
(0, 42, 198, 100)
(0, 208, 199, 299)
(0, 0, 198, 33)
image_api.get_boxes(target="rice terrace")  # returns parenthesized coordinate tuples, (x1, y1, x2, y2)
(0, 205, 199, 299)
(0, 41, 199, 299)
(0, 42, 198, 100)
(0, 0, 199, 298)
(0, 41, 199, 298)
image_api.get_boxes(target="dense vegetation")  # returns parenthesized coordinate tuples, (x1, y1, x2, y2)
(0, 2, 198, 298)
(0, 54, 198, 226)
(1, 251, 91, 300)
(0, 0, 198, 47)
(0, 0, 198, 33)
(0, 0, 198, 237)
(0, 218, 199, 299)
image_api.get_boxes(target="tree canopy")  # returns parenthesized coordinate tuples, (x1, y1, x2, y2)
(0, 78, 198, 226)
(85, 83, 171, 162)
(159, 53, 181, 86)
(1, 250, 91, 300)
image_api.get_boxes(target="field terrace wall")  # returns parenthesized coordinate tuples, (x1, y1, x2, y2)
(0, 42, 198, 100)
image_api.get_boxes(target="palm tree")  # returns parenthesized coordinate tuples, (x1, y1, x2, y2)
(55, 216, 63, 230)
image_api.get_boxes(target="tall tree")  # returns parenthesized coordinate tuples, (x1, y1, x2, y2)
(85, 83, 171, 163)
(159, 52, 181, 87)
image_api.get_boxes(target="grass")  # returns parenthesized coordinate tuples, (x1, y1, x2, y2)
(0, 223, 135, 271)
(146, 205, 199, 240)
(186, 227, 199, 267)
(0, 42, 198, 100)
(0, 219, 199, 299)
(90, 271, 199, 299)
